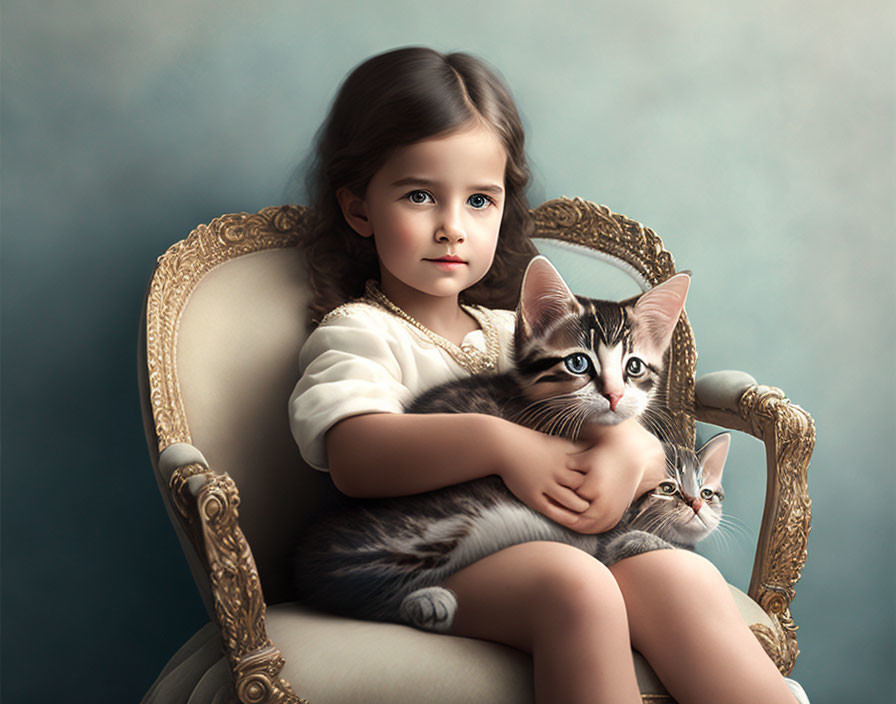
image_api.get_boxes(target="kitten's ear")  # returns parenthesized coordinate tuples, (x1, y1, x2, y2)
(696, 433, 730, 489)
(630, 272, 690, 358)
(518, 256, 584, 337)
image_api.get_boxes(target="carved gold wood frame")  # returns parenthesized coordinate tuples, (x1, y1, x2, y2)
(147, 206, 310, 704)
(145, 199, 812, 703)
(696, 386, 814, 674)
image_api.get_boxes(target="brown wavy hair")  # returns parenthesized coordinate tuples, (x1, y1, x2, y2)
(300, 46, 537, 327)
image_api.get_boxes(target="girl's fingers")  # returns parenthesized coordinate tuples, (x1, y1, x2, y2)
(546, 485, 590, 513)
(537, 496, 583, 528)
(558, 469, 587, 491)
(573, 472, 601, 501)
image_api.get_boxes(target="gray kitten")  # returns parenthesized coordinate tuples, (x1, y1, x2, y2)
(294, 256, 728, 632)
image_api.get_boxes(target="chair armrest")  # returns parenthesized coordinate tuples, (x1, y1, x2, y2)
(161, 444, 307, 704)
(694, 372, 815, 675)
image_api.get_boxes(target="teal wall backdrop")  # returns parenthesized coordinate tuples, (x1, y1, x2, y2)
(2, 1, 893, 702)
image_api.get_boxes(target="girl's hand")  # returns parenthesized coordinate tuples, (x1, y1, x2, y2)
(567, 419, 667, 534)
(492, 420, 592, 530)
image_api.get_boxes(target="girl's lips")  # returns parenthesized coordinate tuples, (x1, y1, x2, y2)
(425, 257, 467, 271)
(424, 256, 467, 271)
(425, 255, 465, 263)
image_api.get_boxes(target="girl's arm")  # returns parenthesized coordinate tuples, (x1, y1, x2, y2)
(326, 412, 596, 529)
(327, 412, 665, 533)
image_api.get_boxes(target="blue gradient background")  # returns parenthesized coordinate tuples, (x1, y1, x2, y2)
(2, 2, 893, 702)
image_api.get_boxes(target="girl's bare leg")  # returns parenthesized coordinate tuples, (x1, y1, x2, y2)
(610, 549, 798, 704)
(442, 541, 641, 704)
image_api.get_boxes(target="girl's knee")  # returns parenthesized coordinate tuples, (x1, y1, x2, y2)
(528, 543, 626, 622)
(613, 548, 729, 596)
(665, 550, 727, 589)
(443, 542, 629, 651)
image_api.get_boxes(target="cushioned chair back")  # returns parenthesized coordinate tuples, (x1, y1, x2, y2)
(139, 206, 336, 608)
(139, 199, 696, 612)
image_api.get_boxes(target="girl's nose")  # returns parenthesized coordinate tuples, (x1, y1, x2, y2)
(435, 211, 466, 245)
(435, 226, 465, 245)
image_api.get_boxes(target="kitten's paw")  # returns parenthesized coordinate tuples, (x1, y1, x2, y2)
(605, 530, 674, 565)
(399, 587, 457, 633)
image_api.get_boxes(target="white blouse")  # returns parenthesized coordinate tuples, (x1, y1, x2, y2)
(289, 301, 517, 471)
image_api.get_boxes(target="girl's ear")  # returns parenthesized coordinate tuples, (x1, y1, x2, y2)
(336, 187, 373, 238)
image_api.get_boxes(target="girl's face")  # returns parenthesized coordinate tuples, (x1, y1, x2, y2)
(339, 121, 507, 310)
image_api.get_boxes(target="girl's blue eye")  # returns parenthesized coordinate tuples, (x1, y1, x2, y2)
(407, 190, 433, 204)
(564, 353, 591, 374)
(467, 193, 490, 209)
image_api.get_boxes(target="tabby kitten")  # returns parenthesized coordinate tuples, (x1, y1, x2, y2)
(294, 256, 722, 632)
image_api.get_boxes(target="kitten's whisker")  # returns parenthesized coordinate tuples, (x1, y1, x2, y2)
(637, 511, 677, 535)
(570, 407, 590, 440)
(705, 528, 744, 555)
(563, 406, 588, 438)
(717, 514, 750, 531)
(513, 396, 579, 433)
(715, 517, 751, 541)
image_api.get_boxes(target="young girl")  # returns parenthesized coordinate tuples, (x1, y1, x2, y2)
(289, 46, 799, 704)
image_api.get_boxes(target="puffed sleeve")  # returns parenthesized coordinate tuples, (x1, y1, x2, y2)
(289, 307, 412, 471)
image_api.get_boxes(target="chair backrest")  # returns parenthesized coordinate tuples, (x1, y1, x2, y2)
(139, 198, 696, 611)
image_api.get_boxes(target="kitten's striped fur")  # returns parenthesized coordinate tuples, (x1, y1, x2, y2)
(294, 257, 727, 632)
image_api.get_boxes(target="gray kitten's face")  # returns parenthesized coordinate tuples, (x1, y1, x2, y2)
(629, 436, 730, 546)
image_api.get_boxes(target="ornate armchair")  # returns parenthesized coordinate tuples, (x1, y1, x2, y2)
(139, 198, 813, 703)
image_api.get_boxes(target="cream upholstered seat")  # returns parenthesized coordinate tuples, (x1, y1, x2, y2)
(139, 198, 814, 704)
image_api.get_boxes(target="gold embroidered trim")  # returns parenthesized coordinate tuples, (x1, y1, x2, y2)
(362, 279, 501, 374)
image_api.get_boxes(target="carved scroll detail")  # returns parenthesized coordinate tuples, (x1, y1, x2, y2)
(737, 385, 814, 674)
(533, 197, 696, 446)
(148, 206, 310, 701)
(146, 205, 309, 448)
(169, 463, 308, 704)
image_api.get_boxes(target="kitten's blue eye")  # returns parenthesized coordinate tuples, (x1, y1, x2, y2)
(564, 353, 591, 374)
(700, 488, 715, 500)
(467, 193, 491, 209)
(658, 481, 677, 495)
(625, 357, 646, 377)
(407, 190, 433, 204)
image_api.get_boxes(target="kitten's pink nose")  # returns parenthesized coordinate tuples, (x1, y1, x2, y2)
(690, 499, 703, 513)
(605, 392, 623, 411)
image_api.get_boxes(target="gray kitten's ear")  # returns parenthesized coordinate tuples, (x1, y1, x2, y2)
(630, 272, 690, 358)
(696, 433, 730, 488)
(518, 256, 583, 337)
